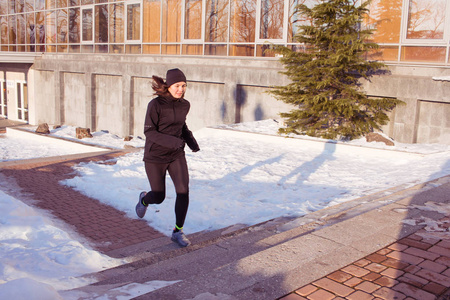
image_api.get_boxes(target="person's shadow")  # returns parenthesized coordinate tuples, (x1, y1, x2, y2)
(278, 141, 337, 188)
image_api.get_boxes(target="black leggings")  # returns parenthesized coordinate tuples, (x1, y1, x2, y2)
(142, 155, 190, 229)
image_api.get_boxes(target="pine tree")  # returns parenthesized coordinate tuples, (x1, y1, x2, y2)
(269, 0, 403, 140)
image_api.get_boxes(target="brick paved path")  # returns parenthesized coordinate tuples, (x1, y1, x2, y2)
(0, 151, 163, 257)
(279, 217, 450, 300)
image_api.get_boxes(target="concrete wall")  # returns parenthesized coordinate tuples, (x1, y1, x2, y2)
(94, 74, 124, 134)
(30, 54, 293, 139)
(417, 101, 450, 143)
(361, 65, 450, 144)
(2, 55, 449, 144)
(63, 72, 87, 127)
(34, 70, 57, 125)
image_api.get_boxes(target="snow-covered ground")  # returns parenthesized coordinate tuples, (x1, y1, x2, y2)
(1, 120, 449, 299)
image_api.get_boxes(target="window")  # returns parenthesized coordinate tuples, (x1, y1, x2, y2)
(9, 15, 17, 45)
(2, 0, 450, 62)
(17, 14, 26, 45)
(184, 0, 202, 40)
(204, 0, 228, 55)
(36, 0, 45, 11)
(57, 9, 68, 43)
(406, 0, 446, 40)
(0, 0, 7, 15)
(36, 11, 45, 50)
(46, 0, 56, 9)
(205, 0, 228, 43)
(69, 7, 80, 43)
(162, 0, 181, 43)
(9, 0, 16, 14)
(230, 0, 256, 43)
(109, 3, 124, 44)
(95, 5, 108, 43)
(366, 0, 402, 44)
(46, 10, 56, 47)
(143, 0, 160, 43)
(258, 0, 284, 40)
(0, 17, 7, 46)
(26, 12, 35, 51)
(229, 0, 256, 56)
(126, 2, 141, 42)
(17, 0, 25, 13)
(58, 0, 68, 8)
(81, 6, 93, 42)
(399, 0, 449, 63)
(25, 0, 35, 11)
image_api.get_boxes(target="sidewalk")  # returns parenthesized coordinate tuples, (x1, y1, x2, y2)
(279, 216, 450, 300)
(0, 116, 26, 133)
(0, 150, 164, 256)
(1, 120, 449, 299)
(276, 179, 450, 300)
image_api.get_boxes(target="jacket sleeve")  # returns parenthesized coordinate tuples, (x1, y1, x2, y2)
(181, 123, 200, 152)
(144, 100, 184, 149)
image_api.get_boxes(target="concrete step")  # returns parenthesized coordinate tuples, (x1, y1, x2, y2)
(66, 175, 450, 300)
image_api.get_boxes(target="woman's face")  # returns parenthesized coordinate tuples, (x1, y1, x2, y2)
(168, 82, 187, 99)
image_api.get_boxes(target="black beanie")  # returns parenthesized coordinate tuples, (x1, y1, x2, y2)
(166, 68, 186, 86)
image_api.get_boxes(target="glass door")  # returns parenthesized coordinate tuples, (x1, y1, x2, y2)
(16, 81, 28, 122)
(0, 80, 6, 118)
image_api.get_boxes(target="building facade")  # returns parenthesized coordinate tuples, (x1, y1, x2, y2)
(0, 0, 449, 144)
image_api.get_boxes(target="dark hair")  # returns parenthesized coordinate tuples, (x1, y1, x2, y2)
(152, 75, 170, 96)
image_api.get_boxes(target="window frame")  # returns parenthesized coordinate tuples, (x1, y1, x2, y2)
(0, 80, 7, 118)
(16, 80, 28, 122)
(81, 4, 94, 44)
(401, 0, 450, 45)
(255, 0, 288, 43)
(181, 0, 205, 44)
(125, 0, 143, 44)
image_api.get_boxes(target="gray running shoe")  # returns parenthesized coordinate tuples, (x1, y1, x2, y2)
(135, 191, 147, 218)
(171, 230, 191, 247)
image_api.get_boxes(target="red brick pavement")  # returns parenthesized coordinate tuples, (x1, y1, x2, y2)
(0, 151, 164, 257)
(278, 217, 450, 300)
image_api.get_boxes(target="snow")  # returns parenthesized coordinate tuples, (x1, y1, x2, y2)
(0, 189, 125, 299)
(432, 76, 450, 81)
(1, 119, 449, 299)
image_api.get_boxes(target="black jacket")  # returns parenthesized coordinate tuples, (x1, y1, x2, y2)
(143, 95, 199, 163)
